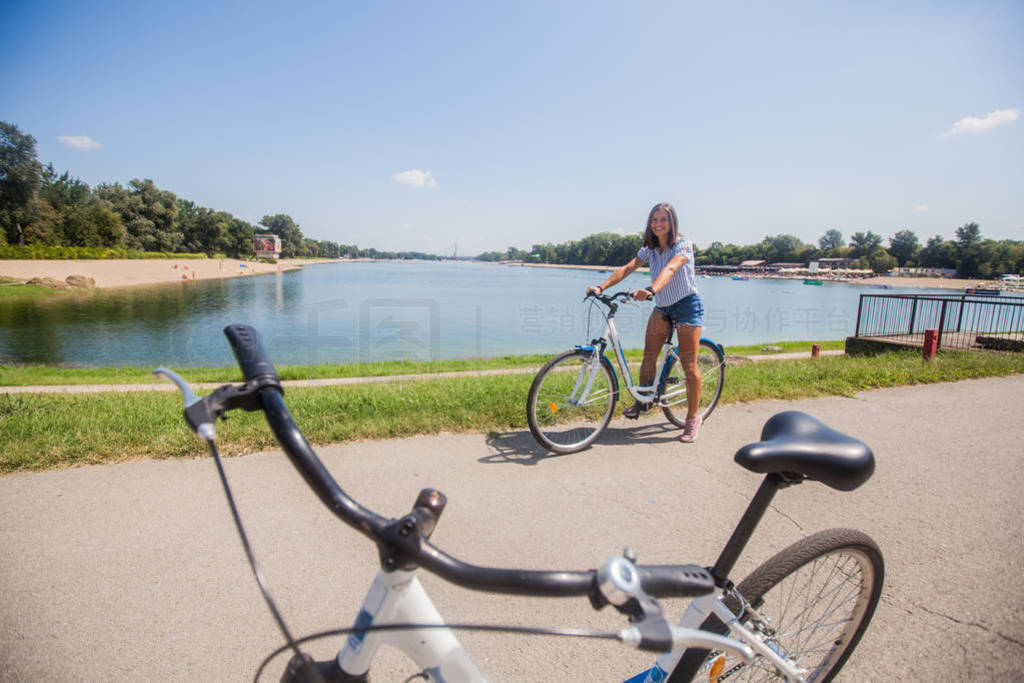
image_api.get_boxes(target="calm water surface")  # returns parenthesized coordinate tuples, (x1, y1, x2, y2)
(0, 261, 939, 367)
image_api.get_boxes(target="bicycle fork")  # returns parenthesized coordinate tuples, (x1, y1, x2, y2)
(567, 347, 605, 407)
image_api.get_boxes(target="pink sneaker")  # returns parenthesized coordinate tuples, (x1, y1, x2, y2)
(679, 416, 701, 443)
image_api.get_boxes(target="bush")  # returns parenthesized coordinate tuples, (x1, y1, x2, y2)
(0, 245, 209, 260)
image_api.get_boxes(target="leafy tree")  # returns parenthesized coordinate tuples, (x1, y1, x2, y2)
(887, 230, 920, 266)
(849, 231, 883, 258)
(918, 235, 956, 269)
(38, 164, 91, 214)
(818, 229, 844, 252)
(954, 221, 983, 277)
(869, 248, 897, 274)
(177, 199, 231, 255)
(22, 198, 62, 245)
(225, 218, 256, 258)
(0, 121, 44, 244)
(259, 214, 303, 258)
(96, 179, 181, 252)
(759, 234, 810, 262)
(63, 203, 125, 247)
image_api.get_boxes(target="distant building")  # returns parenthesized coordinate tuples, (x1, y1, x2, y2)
(738, 260, 768, 271)
(253, 234, 282, 259)
(815, 258, 856, 269)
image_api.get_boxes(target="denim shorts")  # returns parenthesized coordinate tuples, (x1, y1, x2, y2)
(657, 293, 704, 327)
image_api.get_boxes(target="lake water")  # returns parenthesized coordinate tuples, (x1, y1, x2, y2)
(0, 261, 938, 367)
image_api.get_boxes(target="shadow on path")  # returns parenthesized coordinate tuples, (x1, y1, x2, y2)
(480, 421, 682, 465)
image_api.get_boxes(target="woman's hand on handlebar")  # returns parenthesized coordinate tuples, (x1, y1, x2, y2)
(586, 285, 603, 297)
(633, 287, 654, 302)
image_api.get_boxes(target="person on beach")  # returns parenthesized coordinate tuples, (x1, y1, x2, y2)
(586, 202, 705, 442)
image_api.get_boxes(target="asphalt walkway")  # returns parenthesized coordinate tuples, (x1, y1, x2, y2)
(2, 374, 1021, 681)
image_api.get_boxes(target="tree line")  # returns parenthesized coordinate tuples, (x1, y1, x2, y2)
(479, 224, 1023, 279)
(0, 121, 441, 261)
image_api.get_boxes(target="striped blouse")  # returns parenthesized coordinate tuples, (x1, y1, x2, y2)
(636, 238, 699, 307)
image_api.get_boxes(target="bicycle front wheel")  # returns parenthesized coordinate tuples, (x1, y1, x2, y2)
(526, 349, 618, 454)
(669, 528, 884, 682)
(660, 338, 725, 427)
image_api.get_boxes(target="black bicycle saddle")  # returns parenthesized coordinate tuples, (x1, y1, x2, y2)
(734, 411, 875, 491)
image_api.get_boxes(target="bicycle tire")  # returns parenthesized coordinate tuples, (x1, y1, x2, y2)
(660, 339, 725, 427)
(668, 528, 884, 682)
(526, 349, 618, 454)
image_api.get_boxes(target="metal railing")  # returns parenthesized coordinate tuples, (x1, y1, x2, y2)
(854, 292, 1024, 351)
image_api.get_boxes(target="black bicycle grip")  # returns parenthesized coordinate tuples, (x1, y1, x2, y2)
(224, 324, 281, 384)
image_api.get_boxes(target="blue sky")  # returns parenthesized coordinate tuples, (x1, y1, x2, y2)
(3, 0, 1022, 255)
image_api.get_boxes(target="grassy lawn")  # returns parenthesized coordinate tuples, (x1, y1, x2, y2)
(2, 348, 1021, 473)
(0, 341, 843, 386)
(0, 277, 60, 300)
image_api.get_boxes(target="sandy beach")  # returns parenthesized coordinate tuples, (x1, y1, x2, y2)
(0, 258, 344, 289)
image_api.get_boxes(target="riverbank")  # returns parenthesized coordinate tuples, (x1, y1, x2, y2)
(0, 257, 346, 289)
(1, 257, 1014, 293)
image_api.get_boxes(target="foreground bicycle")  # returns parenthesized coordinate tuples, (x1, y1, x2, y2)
(527, 290, 726, 454)
(158, 324, 883, 682)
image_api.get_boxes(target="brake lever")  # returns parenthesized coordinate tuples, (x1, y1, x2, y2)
(154, 367, 217, 440)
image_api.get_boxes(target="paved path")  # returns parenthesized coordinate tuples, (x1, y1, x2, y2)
(0, 350, 844, 395)
(2, 375, 1022, 681)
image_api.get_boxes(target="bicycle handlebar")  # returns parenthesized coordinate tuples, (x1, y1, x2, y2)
(183, 324, 715, 602)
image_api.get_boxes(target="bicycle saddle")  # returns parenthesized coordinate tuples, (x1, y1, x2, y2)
(734, 411, 875, 491)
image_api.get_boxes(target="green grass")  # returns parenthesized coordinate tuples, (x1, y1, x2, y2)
(723, 340, 847, 355)
(0, 276, 67, 300)
(0, 355, 557, 386)
(0, 341, 841, 386)
(2, 349, 1021, 473)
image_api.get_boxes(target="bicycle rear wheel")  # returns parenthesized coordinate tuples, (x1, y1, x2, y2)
(660, 338, 725, 427)
(669, 528, 884, 682)
(526, 349, 618, 454)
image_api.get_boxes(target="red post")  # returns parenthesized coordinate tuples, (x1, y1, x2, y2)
(923, 328, 938, 360)
(811, 344, 820, 357)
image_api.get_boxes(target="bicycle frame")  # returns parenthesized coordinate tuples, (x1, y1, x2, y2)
(339, 569, 483, 680)
(582, 307, 695, 408)
(338, 568, 807, 683)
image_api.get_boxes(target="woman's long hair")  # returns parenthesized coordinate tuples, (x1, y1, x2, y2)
(641, 202, 679, 251)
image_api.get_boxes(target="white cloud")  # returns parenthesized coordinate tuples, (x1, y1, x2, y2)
(391, 169, 437, 187)
(943, 108, 1020, 136)
(58, 135, 102, 151)
(914, 205, 929, 212)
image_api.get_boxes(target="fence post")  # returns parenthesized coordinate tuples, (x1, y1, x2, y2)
(923, 329, 938, 360)
(936, 300, 947, 351)
(854, 295, 864, 337)
(908, 296, 918, 336)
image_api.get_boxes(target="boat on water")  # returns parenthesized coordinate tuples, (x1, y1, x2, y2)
(803, 278, 823, 286)
(965, 287, 1001, 296)
(871, 284, 892, 289)
(732, 275, 749, 281)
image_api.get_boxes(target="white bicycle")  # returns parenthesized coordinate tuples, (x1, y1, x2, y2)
(158, 324, 884, 683)
(528, 291, 726, 454)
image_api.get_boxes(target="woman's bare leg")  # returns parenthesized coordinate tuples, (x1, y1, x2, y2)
(639, 311, 672, 387)
(675, 324, 702, 419)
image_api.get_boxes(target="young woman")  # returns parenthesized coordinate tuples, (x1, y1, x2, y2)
(586, 202, 705, 442)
